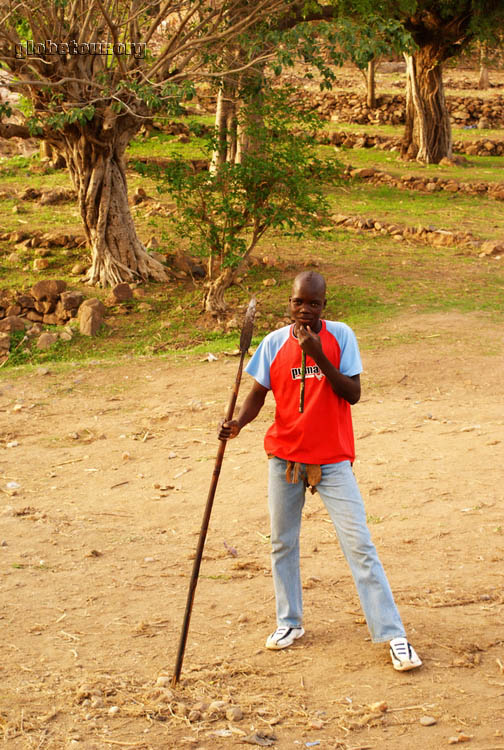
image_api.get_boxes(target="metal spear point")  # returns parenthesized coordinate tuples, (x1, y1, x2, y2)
(171, 298, 256, 686)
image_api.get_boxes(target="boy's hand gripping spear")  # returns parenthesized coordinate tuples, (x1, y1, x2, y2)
(171, 298, 256, 686)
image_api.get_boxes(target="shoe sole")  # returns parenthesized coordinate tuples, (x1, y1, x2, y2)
(265, 627, 305, 650)
(392, 657, 422, 672)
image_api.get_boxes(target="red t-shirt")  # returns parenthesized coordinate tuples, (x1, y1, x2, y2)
(245, 320, 362, 464)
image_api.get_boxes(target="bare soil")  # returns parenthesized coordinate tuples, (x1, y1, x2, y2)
(1, 310, 504, 750)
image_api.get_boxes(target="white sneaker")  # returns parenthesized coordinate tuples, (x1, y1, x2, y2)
(265, 626, 305, 650)
(389, 637, 422, 671)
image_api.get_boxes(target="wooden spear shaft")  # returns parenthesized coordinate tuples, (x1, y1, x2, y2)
(299, 350, 306, 413)
(171, 299, 256, 686)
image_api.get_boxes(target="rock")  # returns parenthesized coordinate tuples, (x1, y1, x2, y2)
(448, 734, 472, 744)
(378, 61, 406, 73)
(6, 304, 22, 316)
(31, 279, 67, 301)
(477, 117, 490, 129)
(132, 187, 148, 205)
(225, 317, 239, 331)
(7, 253, 21, 264)
(350, 167, 377, 178)
(60, 290, 85, 311)
(71, 262, 88, 275)
(37, 332, 59, 350)
(39, 189, 71, 206)
(33, 258, 50, 271)
(79, 306, 103, 337)
(132, 288, 146, 299)
(79, 298, 106, 317)
(0, 332, 10, 352)
(43, 313, 64, 326)
(110, 282, 133, 302)
(480, 240, 504, 256)
(26, 311, 44, 322)
(34, 297, 58, 314)
(17, 294, 35, 309)
(262, 278, 277, 287)
(226, 706, 243, 722)
(0, 316, 26, 333)
(155, 676, 172, 689)
(9, 231, 29, 243)
(420, 716, 437, 726)
(208, 700, 228, 715)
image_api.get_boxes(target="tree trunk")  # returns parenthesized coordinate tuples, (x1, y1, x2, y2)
(63, 130, 168, 287)
(210, 84, 238, 172)
(203, 267, 236, 315)
(478, 43, 490, 90)
(366, 59, 376, 109)
(401, 50, 452, 164)
(40, 140, 66, 169)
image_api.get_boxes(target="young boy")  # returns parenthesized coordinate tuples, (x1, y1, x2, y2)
(219, 271, 421, 671)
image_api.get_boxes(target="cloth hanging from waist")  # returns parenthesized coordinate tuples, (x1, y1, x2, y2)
(285, 461, 321, 494)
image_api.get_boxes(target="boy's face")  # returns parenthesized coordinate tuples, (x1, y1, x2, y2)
(289, 279, 326, 332)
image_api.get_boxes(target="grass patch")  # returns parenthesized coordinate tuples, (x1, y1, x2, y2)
(127, 131, 209, 161)
(1, 110, 504, 374)
(326, 143, 504, 184)
(326, 182, 504, 240)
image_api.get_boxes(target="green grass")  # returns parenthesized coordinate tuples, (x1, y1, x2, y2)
(324, 143, 504, 185)
(1, 110, 504, 374)
(127, 130, 209, 161)
(325, 182, 504, 240)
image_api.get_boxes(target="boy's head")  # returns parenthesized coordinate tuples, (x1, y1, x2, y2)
(289, 271, 327, 330)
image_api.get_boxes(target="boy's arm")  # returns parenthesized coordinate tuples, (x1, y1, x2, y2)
(218, 380, 268, 440)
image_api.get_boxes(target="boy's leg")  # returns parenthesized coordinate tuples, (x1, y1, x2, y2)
(268, 457, 306, 627)
(317, 460, 405, 643)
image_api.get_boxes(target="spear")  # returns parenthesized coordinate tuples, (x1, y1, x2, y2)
(299, 350, 306, 413)
(171, 298, 257, 686)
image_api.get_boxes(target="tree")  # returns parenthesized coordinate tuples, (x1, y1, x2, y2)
(208, 10, 411, 169)
(138, 87, 341, 316)
(397, 2, 504, 163)
(0, 0, 288, 286)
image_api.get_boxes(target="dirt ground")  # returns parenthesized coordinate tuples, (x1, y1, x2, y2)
(1, 310, 504, 750)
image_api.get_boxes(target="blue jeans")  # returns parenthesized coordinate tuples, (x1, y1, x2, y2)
(268, 457, 405, 643)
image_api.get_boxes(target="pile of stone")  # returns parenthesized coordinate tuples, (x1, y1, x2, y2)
(16, 187, 76, 204)
(317, 128, 504, 158)
(345, 166, 504, 201)
(0, 279, 84, 326)
(302, 90, 504, 128)
(0, 279, 109, 363)
(454, 138, 504, 156)
(320, 130, 402, 150)
(329, 212, 503, 258)
(1, 230, 88, 274)
(316, 92, 406, 126)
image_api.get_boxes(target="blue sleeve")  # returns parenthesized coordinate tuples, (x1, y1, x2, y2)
(326, 321, 362, 376)
(245, 336, 272, 390)
(245, 326, 290, 390)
